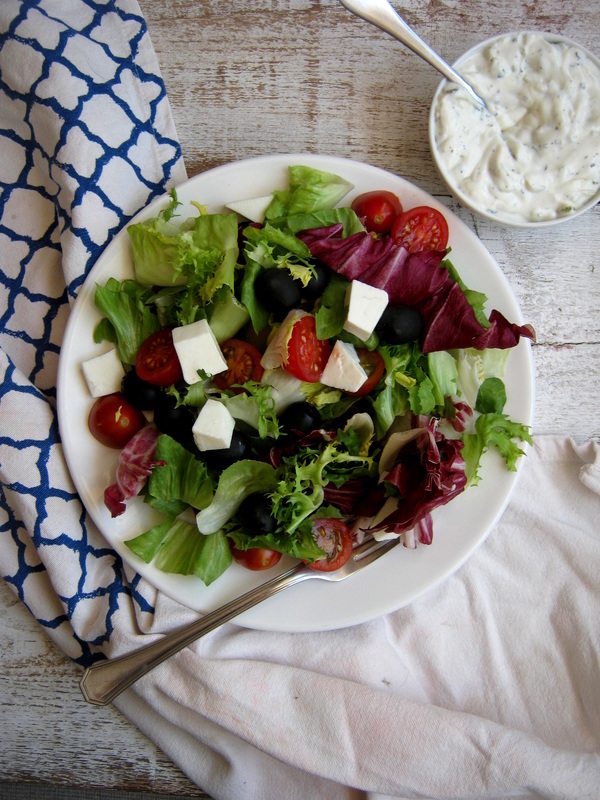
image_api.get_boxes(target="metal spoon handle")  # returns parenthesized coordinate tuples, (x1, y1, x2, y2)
(339, 0, 486, 108)
(79, 563, 309, 706)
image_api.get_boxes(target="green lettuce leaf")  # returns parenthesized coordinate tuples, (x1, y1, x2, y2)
(427, 350, 458, 407)
(128, 193, 239, 302)
(94, 278, 160, 365)
(314, 272, 349, 339)
(455, 347, 510, 409)
(475, 377, 507, 415)
(196, 460, 278, 534)
(265, 165, 354, 218)
(226, 517, 326, 562)
(462, 413, 532, 485)
(125, 518, 232, 586)
(270, 424, 375, 534)
(285, 206, 365, 237)
(222, 382, 280, 439)
(147, 435, 214, 510)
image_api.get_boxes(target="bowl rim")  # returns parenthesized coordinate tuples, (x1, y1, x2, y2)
(428, 30, 600, 228)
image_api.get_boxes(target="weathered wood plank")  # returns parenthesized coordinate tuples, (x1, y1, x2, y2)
(2, 1, 598, 797)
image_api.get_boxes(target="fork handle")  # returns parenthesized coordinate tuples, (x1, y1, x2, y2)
(80, 563, 309, 706)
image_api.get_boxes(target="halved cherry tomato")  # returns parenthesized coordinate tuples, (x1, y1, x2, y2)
(230, 544, 282, 571)
(308, 518, 353, 572)
(213, 338, 264, 392)
(351, 191, 403, 235)
(351, 348, 385, 397)
(135, 329, 183, 386)
(390, 206, 449, 253)
(285, 315, 331, 383)
(88, 393, 145, 449)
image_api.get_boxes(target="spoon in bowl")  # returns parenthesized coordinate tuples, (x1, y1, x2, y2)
(338, 0, 488, 110)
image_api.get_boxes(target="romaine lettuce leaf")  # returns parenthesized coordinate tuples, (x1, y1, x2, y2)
(265, 165, 353, 218)
(196, 460, 278, 534)
(147, 435, 213, 510)
(125, 518, 232, 586)
(285, 207, 365, 238)
(427, 350, 458, 407)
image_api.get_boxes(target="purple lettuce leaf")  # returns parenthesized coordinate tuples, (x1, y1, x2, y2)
(370, 421, 468, 540)
(297, 227, 535, 353)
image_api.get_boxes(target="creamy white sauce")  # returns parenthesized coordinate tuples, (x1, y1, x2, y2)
(433, 32, 600, 223)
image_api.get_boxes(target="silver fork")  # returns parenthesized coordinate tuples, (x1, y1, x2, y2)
(79, 535, 400, 705)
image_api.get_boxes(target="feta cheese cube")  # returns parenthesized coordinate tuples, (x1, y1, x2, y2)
(320, 340, 367, 394)
(192, 399, 235, 451)
(343, 280, 389, 341)
(81, 348, 125, 398)
(225, 194, 274, 224)
(172, 319, 228, 384)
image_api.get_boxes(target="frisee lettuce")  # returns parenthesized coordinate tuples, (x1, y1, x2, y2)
(462, 413, 532, 486)
(128, 189, 239, 303)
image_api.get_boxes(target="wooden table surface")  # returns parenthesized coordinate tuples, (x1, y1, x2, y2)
(2, 0, 599, 797)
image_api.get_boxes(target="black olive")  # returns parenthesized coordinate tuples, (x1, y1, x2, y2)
(201, 430, 252, 469)
(121, 370, 159, 410)
(375, 304, 423, 344)
(237, 493, 277, 534)
(254, 268, 301, 317)
(279, 401, 321, 434)
(301, 261, 330, 301)
(153, 392, 195, 444)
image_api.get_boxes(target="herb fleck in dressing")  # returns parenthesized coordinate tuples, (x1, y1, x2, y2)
(433, 33, 600, 223)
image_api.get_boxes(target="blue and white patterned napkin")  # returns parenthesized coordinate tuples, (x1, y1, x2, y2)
(2, 4, 600, 800)
(0, 0, 186, 663)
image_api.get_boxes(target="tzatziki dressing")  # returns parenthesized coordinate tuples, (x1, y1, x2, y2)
(432, 32, 600, 223)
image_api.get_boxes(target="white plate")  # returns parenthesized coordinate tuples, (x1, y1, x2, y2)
(57, 154, 535, 632)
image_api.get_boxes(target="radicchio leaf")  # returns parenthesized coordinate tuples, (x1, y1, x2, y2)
(322, 478, 385, 517)
(297, 227, 535, 353)
(104, 426, 165, 517)
(370, 420, 467, 541)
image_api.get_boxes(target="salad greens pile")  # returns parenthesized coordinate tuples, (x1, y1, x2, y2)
(93, 165, 533, 586)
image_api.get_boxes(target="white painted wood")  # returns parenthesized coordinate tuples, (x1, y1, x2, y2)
(2, 0, 598, 796)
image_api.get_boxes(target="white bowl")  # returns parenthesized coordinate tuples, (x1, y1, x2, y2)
(429, 31, 600, 228)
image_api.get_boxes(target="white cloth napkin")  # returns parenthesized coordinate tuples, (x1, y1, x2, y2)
(1, 4, 599, 800)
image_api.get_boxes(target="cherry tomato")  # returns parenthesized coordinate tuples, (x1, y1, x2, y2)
(351, 191, 403, 235)
(308, 518, 353, 572)
(88, 393, 145, 449)
(230, 544, 282, 571)
(390, 206, 449, 253)
(350, 349, 385, 397)
(284, 315, 331, 383)
(135, 329, 183, 386)
(213, 339, 264, 392)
